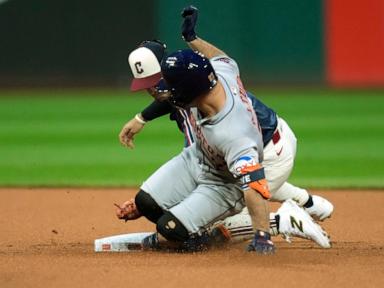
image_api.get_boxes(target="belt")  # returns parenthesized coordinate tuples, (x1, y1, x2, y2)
(272, 129, 281, 144)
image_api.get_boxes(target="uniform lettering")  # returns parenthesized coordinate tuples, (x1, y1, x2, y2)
(290, 216, 304, 233)
(236, 77, 261, 132)
(134, 62, 144, 74)
(188, 112, 226, 169)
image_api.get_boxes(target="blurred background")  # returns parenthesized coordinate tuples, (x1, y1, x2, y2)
(0, 0, 383, 188)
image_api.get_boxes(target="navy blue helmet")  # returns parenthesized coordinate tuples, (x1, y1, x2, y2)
(160, 49, 217, 107)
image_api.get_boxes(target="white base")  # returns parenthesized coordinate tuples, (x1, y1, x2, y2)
(94, 232, 154, 252)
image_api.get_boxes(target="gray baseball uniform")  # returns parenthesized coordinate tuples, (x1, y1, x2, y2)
(141, 55, 264, 233)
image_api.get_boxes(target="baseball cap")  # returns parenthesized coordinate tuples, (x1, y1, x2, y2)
(128, 40, 166, 91)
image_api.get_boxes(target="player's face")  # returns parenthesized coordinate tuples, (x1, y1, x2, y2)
(146, 87, 172, 102)
(146, 87, 157, 98)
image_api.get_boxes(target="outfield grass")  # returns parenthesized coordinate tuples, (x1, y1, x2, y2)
(0, 88, 383, 188)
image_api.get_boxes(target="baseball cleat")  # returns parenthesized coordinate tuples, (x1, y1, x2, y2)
(180, 232, 210, 252)
(277, 200, 331, 248)
(304, 195, 334, 221)
(141, 232, 160, 251)
(142, 232, 210, 252)
(209, 223, 232, 244)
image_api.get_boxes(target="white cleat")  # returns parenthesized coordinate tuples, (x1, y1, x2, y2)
(304, 195, 334, 221)
(277, 200, 331, 248)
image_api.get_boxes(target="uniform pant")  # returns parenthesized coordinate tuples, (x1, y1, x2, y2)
(141, 145, 244, 234)
(261, 117, 309, 205)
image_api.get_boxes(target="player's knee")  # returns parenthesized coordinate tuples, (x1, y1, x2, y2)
(156, 212, 189, 242)
(135, 190, 164, 223)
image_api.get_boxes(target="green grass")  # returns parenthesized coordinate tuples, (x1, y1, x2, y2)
(0, 88, 383, 188)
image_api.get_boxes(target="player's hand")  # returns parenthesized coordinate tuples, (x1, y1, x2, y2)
(247, 230, 275, 255)
(119, 116, 145, 149)
(114, 199, 142, 221)
(181, 5, 198, 42)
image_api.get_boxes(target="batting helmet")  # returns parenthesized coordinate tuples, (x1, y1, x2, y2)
(161, 49, 217, 107)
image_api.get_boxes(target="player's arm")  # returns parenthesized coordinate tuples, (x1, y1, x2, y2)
(188, 38, 226, 59)
(141, 99, 173, 122)
(243, 190, 270, 233)
(239, 165, 275, 254)
(222, 138, 274, 253)
(181, 5, 226, 59)
(119, 100, 173, 148)
(236, 160, 271, 233)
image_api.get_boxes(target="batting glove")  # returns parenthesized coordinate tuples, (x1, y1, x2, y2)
(181, 5, 198, 42)
(247, 230, 275, 255)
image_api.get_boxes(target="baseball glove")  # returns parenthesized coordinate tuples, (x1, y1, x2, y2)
(115, 199, 142, 221)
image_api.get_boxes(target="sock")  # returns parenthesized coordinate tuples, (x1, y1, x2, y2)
(303, 195, 314, 208)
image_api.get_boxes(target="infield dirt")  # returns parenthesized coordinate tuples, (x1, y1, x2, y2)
(1, 188, 383, 288)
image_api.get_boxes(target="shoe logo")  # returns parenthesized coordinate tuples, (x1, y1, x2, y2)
(290, 216, 303, 233)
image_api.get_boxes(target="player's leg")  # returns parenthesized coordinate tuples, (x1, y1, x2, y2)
(264, 118, 333, 219)
(211, 200, 331, 248)
(134, 190, 164, 223)
(136, 147, 198, 223)
(141, 210, 211, 252)
(262, 117, 302, 200)
(268, 180, 334, 221)
(143, 183, 244, 252)
(273, 183, 334, 221)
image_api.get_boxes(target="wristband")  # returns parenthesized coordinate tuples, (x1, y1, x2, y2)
(135, 114, 147, 125)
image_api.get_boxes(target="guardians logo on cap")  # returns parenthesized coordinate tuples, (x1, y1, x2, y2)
(128, 40, 166, 91)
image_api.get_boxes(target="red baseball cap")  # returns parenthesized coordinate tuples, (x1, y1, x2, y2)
(128, 41, 166, 91)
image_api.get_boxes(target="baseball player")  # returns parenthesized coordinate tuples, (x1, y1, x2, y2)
(144, 47, 275, 253)
(115, 7, 332, 252)
(118, 6, 333, 246)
